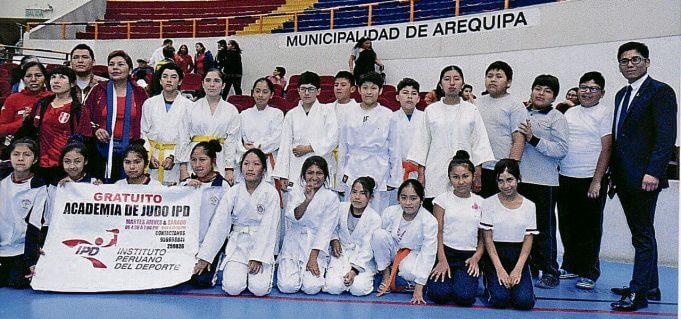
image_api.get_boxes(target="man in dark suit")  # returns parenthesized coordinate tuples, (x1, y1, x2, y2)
(610, 41, 677, 311)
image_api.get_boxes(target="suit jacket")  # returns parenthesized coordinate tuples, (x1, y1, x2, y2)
(611, 76, 677, 190)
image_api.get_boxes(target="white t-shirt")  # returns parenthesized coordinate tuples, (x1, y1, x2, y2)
(479, 194, 538, 243)
(433, 191, 483, 251)
(560, 103, 614, 178)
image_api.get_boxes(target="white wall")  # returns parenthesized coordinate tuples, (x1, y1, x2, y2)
(0, 0, 90, 19)
(22, 0, 680, 265)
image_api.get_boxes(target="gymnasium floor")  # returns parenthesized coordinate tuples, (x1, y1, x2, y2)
(0, 261, 676, 319)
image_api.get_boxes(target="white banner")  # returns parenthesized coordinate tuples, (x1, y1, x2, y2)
(31, 183, 202, 292)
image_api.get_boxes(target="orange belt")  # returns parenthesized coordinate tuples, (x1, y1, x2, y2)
(389, 248, 412, 292)
(268, 153, 284, 208)
(402, 161, 418, 181)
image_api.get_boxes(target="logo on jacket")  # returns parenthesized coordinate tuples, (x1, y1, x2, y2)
(209, 195, 219, 205)
(62, 229, 119, 268)
(58, 112, 70, 124)
(21, 199, 32, 209)
(257, 204, 265, 214)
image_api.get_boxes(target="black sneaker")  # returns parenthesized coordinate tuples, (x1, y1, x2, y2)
(535, 274, 559, 289)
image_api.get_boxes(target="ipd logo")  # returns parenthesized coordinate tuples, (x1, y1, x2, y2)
(62, 229, 119, 268)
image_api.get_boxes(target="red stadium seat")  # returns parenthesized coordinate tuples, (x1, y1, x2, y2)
(416, 99, 428, 111)
(351, 90, 362, 103)
(0, 81, 11, 98)
(285, 89, 300, 108)
(320, 75, 335, 85)
(92, 65, 109, 78)
(227, 95, 255, 113)
(268, 96, 291, 114)
(378, 97, 400, 111)
(180, 73, 202, 92)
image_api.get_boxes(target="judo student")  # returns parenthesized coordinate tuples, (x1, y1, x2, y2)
(273, 72, 338, 192)
(1, 138, 48, 287)
(337, 71, 402, 214)
(323, 176, 381, 296)
(184, 140, 230, 287)
(194, 149, 279, 295)
(391, 78, 424, 189)
(237, 77, 284, 183)
(330, 71, 358, 194)
(427, 151, 485, 306)
(114, 140, 161, 185)
(277, 156, 340, 294)
(407, 65, 494, 211)
(480, 159, 537, 310)
(178, 69, 240, 185)
(373, 179, 437, 304)
(476, 61, 526, 198)
(141, 63, 193, 185)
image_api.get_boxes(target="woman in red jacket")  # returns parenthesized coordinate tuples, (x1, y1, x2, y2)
(85, 50, 148, 182)
(0, 62, 52, 138)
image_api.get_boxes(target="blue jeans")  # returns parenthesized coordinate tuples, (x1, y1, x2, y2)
(427, 247, 478, 306)
(483, 242, 535, 310)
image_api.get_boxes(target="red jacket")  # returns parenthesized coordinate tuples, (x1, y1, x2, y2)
(0, 89, 53, 136)
(84, 80, 148, 138)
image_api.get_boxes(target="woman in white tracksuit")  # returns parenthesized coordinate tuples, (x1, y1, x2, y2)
(323, 176, 381, 296)
(193, 148, 280, 295)
(277, 156, 340, 294)
(372, 179, 437, 304)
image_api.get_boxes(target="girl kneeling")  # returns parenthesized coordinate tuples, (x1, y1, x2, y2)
(194, 149, 280, 295)
(323, 176, 381, 296)
(373, 179, 437, 304)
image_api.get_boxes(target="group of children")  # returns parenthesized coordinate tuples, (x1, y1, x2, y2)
(1, 53, 617, 311)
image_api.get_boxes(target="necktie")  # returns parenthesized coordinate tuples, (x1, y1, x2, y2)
(617, 85, 632, 136)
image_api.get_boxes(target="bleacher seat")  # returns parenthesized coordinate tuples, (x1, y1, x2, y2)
(269, 95, 291, 114)
(180, 73, 203, 92)
(227, 95, 255, 113)
(92, 65, 109, 78)
(378, 97, 400, 111)
(0, 81, 11, 98)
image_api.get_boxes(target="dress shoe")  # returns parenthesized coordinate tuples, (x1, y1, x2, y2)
(611, 286, 661, 301)
(611, 293, 648, 311)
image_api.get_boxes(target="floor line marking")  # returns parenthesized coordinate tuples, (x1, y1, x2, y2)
(157, 291, 678, 317)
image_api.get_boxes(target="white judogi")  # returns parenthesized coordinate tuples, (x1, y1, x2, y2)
(237, 105, 284, 182)
(338, 104, 402, 214)
(393, 108, 424, 168)
(330, 99, 358, 192)
(407, 100, 495, 198)
(277, 186, 340, 294)
(323, 202, 381, 296)
(113, 178, 162, 186)
(2, 176, 48, 257)
(371, 205, 437, 286)
(272, 100, 338, 188)
(141, 93, 193, 185)
(197, 181, 280, 296)
(177, 97, 241, 173)
(180, 177, 230, 245)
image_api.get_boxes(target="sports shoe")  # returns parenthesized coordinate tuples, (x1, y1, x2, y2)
(535, 274, 559, 289)
(576, 277, 595, 290)
(559, 269, 578, 279)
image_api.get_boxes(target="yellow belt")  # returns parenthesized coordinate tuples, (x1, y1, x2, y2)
(191, 135, 225, 144)
(148, 139, 176, 182)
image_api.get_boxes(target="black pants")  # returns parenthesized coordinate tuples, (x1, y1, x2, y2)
(616, 185, 660, 294)
(556, 175, 606, 280)
(518, 182, 559, 277)
(478, 168, 499, 199)
(0, 255, 30, 288)
(222, 76, 242, 98)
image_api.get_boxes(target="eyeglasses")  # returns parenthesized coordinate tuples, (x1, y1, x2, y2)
(578, 85, 602, 93)
(298, 86, 318, 93)
(619, 56, 645, 66)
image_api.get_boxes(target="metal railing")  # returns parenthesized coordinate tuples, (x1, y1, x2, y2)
(25, 0, 533, 39)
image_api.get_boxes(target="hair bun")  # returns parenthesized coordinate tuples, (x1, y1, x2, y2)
(207, 139, 223, 153)
(453, 150, 470, 160)
(130, 139, 146, 146)
(364, 176, 376, 191)
(66, 134, 85, 145)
